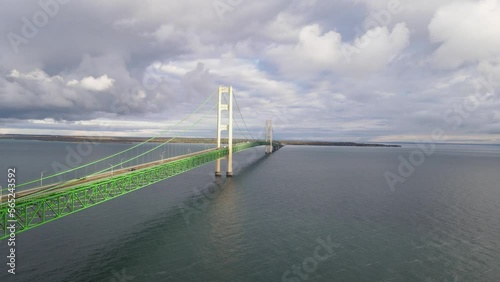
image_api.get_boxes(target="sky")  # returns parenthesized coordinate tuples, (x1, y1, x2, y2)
(0, 0, 499, 143)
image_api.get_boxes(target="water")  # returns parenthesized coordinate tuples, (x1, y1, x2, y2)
(1, 141, 500, 281)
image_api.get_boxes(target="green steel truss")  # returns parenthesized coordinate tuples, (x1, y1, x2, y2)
(0, 141, 278, 240)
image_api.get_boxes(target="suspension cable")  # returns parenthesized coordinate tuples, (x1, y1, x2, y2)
(11, 91, 218, 191)
(20, 101, 219, 198)
(233, 91, 255, 140)
(222, 94, 250, 141)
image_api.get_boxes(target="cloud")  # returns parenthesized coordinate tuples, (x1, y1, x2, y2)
(8, 69, 62, 82)
(67, 75, 115, 91)
(266, 22, 409, 76)
(429, 0, 500, 69)
(1, 67, 155, 121)
(0, 0, 498, 142)
(151, 24, 176, 42)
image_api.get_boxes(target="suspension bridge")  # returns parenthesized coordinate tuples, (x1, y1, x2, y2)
(0, 86, 283, 240)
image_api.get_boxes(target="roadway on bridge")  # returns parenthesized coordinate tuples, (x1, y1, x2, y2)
(0, 147, 222, 202)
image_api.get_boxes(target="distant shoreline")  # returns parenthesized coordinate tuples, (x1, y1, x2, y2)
(278, 141, 401, 147)
(0, 134, 401, 148)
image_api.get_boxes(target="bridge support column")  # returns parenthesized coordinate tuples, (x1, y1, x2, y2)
(215, 86, 222, 177)
(226, 87, 233, 177)
(215, 86, 233, 177)
(265, 120, 273, 154)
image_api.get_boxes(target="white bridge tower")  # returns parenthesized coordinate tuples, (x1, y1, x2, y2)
(265, 120, 273, 154)
(215, 86, 234, 177)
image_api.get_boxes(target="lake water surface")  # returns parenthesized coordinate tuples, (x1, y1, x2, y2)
(0, 141, 499, 281)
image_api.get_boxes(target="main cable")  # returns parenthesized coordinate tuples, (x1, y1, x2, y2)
(10, 91, 218, 191)
(233, 91, 256, 140)
(18, 101, 219, 199)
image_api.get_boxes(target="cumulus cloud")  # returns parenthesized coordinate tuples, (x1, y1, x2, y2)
(67, 75, 115, 91)
(8, 69, 63, 82)
(1, 67, 160, 121)
(429, 0, 500, 69)
(266, 22, 409, 76)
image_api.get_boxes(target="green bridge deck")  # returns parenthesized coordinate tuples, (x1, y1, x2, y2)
(0, 141, 281, 240)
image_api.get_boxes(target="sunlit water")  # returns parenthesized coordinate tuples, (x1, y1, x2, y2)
(1, 141, 499, 281)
